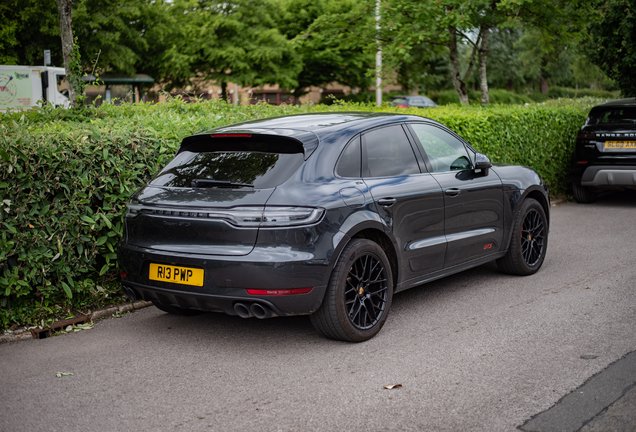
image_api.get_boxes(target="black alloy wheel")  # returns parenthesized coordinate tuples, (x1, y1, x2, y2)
(520, 208, 546, 266)
(345, 253, 389, 330)
(311, 239, 393, 342)
(497, 198, 548, 276)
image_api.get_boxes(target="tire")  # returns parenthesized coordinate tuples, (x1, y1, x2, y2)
(310, 239, 393, 342)
(152, 299, 203, 316)
(572, 181, 597, 203)
(497, 198, 548, 276)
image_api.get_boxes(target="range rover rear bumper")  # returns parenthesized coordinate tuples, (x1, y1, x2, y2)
(581, 166, 636, 187)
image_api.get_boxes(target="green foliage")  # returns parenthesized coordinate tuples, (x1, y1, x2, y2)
(73, 0, 151, 77)
(278, 0, 374, 96)
(68, 37, 87, 106)
(431, 87, 617, 106)
(0, 0, 61, 66)
(0, 98, 595, 329)
(583, 0, 636, 97)
(149, 0, 301, 91)
(431, 89, 535, 105)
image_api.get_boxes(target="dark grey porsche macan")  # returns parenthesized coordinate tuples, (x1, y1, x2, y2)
(118, 112, 550, 342)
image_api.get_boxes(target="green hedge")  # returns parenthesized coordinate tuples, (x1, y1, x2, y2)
(0, 99, 595, 329)
(431, 89, 535, 105)
(431, 87, 618, 105)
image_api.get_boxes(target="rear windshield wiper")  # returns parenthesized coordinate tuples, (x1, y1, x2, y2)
(191, 179, 254, 188)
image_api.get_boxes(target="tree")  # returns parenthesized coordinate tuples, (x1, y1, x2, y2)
(72, 0, 153, 77)
(508, 0, 592, 94)
(583, 0, 636, 96)
(486, 28, 528, 91)
(148, 0, 301, 96)
(56, 0, 81, 107)
(276, 0, 374, 99)
(0, 0, 62, 66)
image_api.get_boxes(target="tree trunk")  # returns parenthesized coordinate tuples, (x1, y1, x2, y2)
(56, 0, 77, 108)
(478, 24, 490, 105)
(540, 76, 549, 94)
(540, 58, 549, 94)
(448, 27, 469, 105)
(220, 81, 228, 101)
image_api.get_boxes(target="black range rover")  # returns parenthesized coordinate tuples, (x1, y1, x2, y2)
(572, 98, 636, 203)
(118, 112, 550, 342)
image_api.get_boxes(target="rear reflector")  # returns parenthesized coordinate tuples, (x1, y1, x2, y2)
(120, 271, 127, 278)
(210, 134, 252, 138)
(577, 161, 588, 164)
(247, 288, 313, 296)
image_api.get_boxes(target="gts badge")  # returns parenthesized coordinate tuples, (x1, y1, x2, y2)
(163, 221, 191, 227)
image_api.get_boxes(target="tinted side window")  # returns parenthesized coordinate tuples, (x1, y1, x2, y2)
(410, 124, 472, 172)
(362, 125, 420, 177)
(336, 137, 361, 178)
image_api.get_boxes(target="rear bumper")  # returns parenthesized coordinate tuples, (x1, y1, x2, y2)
(121, 280, 326, 317)
(580, 166, 636, 187)
(117, 242, 332, 316)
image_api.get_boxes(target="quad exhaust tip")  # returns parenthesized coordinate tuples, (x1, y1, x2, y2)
(234, 302, 275, 319)
(122, 285, 138, 301)
(233, 302, 253, 318)
(250, 303, 273, 319)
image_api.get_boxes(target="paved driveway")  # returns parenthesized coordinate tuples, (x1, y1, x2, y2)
(2, 191, 635, 432)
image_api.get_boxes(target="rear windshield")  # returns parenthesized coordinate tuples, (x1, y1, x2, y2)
(587, 107, 636, 125)
(150, 138, 304, 189)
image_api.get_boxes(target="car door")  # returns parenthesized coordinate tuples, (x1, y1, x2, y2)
(361, 125, 446, 282)
(407, 123, 504, 268)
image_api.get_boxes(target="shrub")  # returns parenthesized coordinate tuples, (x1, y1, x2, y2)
(0, 99, 594, 329)
(527, 87, 619, 102)
(429, 89, 534, 105)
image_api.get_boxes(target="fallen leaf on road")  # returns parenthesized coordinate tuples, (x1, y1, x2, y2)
(383, 384, 402, 389)
(55, 372, 73, 378)
(74, 322, 94, 330)
(584, 287, 589, 290)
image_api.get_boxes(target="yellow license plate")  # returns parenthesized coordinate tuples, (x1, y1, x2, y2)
(605, 141, 636, 150)
(149, 263, 204, 287)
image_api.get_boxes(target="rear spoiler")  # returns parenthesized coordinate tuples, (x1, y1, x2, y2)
(178, 128, 319, 160)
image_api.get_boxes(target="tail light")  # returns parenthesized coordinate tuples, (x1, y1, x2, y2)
(126, 203, 324, 227)
(247, 288, 313, 295)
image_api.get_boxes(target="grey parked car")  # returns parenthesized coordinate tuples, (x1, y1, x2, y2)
(389, 95, 438, 108)
(118, 112, 550, 342)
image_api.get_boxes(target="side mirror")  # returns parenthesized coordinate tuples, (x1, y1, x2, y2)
(474, 152, 492, 175)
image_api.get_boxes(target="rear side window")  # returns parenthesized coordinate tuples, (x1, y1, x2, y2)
(362, 125, 420, 177)
(587, 107, 636, 125)
(390, 98, 408, 106)
(151, 137, 304, 189)
(336, 137, 361, 178)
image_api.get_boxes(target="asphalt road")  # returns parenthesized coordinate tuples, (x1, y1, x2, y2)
(2, 191, 635, 432)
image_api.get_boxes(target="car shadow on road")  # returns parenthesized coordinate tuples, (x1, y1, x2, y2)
(587, 188, 636, 206)
(134, 261, 505, 349)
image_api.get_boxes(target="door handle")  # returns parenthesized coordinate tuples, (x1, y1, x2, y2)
(445, 188, 461, 197)
(378, 198, 397, 207)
